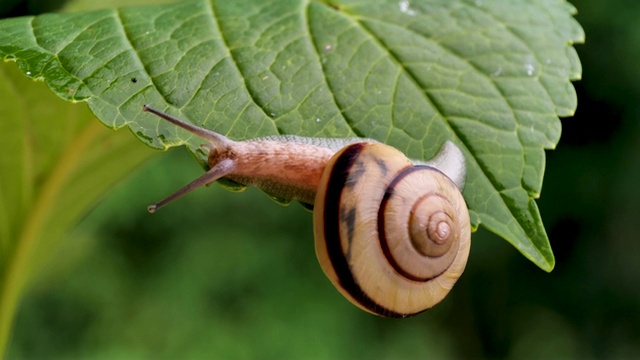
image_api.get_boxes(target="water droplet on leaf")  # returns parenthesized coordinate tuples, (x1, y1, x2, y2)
(524, 56, 536, 76)
(525, 63, 535, 76)
(399, 0, 417, 15)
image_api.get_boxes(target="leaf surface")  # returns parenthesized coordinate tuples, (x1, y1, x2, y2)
(0, 0, 584, 270)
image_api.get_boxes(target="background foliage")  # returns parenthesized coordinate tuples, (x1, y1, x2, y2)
(2, 0, 639, 358)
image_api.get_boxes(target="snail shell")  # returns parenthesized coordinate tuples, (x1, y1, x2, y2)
(314, 143, 470, 318)
(142, 105, 471, 318)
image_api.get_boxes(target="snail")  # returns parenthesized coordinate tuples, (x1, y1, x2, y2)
(143, 105, 471, 318)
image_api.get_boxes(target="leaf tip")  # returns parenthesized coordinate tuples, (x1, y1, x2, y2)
(541, 259, 555, 273)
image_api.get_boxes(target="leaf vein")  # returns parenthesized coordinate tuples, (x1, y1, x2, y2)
(305, 3, 364, 137)
(114, 8, 168, 111)
(206, 1, 277, 133)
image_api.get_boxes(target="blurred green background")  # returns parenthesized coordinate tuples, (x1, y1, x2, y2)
(3, 0, 640, 358)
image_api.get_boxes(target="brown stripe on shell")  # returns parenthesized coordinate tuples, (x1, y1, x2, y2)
(377, 165, 456, 282)
(321, 143, 407, 318)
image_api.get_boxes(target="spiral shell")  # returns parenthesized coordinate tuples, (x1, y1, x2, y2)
(314, 142, 471, 318)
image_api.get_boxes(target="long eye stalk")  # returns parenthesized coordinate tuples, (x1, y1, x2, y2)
(142, 105, 233, 148)
(147, 159, 235, 213)
(142, 105, 237, 212)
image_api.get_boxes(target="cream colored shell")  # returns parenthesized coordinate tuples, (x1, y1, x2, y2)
(314, 142, 470, 318)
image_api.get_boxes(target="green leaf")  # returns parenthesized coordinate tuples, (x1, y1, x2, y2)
(0, 61, 157, 354)
(0, 0, 583, 271)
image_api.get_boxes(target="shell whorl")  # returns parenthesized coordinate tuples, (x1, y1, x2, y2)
(314, 142, 471, 318)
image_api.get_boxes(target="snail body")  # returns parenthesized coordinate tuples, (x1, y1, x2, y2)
(143, 105, 471, 317)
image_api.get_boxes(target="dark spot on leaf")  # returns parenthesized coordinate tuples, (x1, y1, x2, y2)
(131, 77, 138, 83)
(136, 131, 153, 144)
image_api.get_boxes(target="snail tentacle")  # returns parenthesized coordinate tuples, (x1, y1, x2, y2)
(417, 141, 467, 190)
(148, 158, 235, 213)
